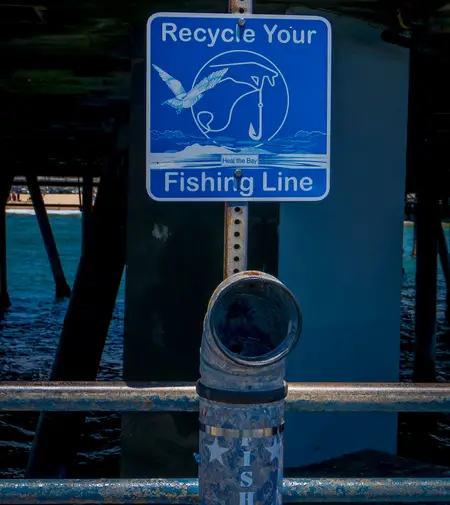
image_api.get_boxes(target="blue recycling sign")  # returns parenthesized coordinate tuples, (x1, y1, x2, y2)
(147, 13, 331, 202)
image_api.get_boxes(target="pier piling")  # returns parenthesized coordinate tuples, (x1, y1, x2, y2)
(0, 173, 12, 311)
(26, 153, 127, 478)
(411, 33, 438, 384)
(82, 176, 93, 255)
(26, 175, 71, 299)
(437, 220, 450, 318)
(413, 149, 438, 386)
(0, 205, 8, 311)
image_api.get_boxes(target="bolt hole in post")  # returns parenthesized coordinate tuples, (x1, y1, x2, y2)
(225, 202, 247, 278)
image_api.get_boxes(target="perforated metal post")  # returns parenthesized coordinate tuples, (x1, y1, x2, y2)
(224, 203, 248, 277)
(224, 0, 253, 278)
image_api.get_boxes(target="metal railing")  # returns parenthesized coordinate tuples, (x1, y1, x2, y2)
(1, 477, 450, 503)
(0, 381, 449, 504)
(0, 382, 448, 412)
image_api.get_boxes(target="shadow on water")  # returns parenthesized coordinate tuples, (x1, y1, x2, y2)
(0, 215, 449, 476)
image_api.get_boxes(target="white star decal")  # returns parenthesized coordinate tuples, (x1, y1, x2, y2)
(266, 436, 280, 462)
(205, 437, 229, 466)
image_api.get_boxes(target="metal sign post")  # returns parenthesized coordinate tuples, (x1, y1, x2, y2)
(224, 201, 248, 277)
(224, 0, 252, 278)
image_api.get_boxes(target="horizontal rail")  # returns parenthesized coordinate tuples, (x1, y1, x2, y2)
(0, 382, 448, 412)
(0, 478, 449, 503)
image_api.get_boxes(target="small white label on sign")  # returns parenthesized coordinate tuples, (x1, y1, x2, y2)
(221, 155, 259, 167)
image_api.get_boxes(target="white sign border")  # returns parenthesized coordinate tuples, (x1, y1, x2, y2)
(146, 12, 332, 202)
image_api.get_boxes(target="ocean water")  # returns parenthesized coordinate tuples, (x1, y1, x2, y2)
(0, 213, 448, 477)
(0, 210, 124, 478)
(399, 222, 450, 467)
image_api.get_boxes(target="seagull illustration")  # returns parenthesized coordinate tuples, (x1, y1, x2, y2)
(152, 64, 228, 114)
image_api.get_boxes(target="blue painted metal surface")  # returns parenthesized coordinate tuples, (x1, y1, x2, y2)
(197, 272, 302, 504)
(0, 382, 449, 411)
(0, 478, 449, 503)
(146, 13, 331, 202)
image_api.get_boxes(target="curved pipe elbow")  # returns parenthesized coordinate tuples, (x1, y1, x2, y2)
(199, 271, 302, 392)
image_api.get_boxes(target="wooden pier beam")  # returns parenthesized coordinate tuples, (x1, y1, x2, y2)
(82, 176, 93, 255)
(25, 152, 127, 478)
(26, 175, 71, 299)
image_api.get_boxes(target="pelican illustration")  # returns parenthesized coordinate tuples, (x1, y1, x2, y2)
(152, 64, 229, 114)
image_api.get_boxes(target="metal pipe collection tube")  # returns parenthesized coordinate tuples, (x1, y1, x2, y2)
(0, 382, 448, 411)
(0, 478, 449, 504)
(197, 271, 302, 505)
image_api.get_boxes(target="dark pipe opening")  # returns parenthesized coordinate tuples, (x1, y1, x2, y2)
(210, 278, 299, 360)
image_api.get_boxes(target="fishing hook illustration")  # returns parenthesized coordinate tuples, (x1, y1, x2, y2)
(249, 87, 264, 141)
(195, 61, 278, 140)
(197, 88, 258, 134)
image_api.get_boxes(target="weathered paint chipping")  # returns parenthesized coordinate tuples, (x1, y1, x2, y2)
(0, 382, 448, 412)
(0, 478, 449, 503)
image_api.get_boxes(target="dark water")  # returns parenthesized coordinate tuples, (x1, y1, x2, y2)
(398, 222, 450, 467)
(1, 211, 124, 477)
(0, 213, 448, 477)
